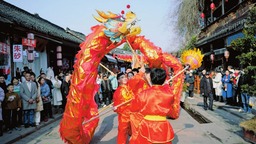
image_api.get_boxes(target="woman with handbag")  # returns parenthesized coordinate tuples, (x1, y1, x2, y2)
(38, 77, 51, 122)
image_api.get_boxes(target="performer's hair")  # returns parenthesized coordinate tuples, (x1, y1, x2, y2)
(127, 71, 134, 76)
(150, 68, 166, 85)
(117, 72, 125, 80)
(145, 68, 151, 74)
(132, 68, 139, 73)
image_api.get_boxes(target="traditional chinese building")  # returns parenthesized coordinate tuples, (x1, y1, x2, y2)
(196, 0, 255, 71)
(0, 1, 84, 78)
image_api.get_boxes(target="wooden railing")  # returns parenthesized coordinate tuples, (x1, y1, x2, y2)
(194, 75, 200, 94)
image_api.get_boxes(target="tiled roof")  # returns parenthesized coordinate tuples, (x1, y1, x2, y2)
(0, 15, 12, 24)
(0, 1, 84, 43)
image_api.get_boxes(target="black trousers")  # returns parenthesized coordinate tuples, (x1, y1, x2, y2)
(188, 90, 194, 97)
(203, 93, 213, 110)
(5, 109, 18, 129)
(17, 108, 23, 126)
(102, 92, 111, 105)
(94, 93, 100, 108)
(42, 103, 53, 119)
(62, 97, 67, 111)
(0, 120, 3, 136)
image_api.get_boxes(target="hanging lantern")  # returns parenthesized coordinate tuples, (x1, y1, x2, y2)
(210, 52, 215, 62)
(56, 46, 62, 52)
(27, 47, 34, 53)
(57, 53, 62, 59)
(27, 52, 34, 63)
(225, 0, 228, 2)
(27, 33, 34, 39)
(224, 50, 229, 59)
(200, 13, 205, 19)
(57, 60, 63, 66)
(126, 4, 130, 9)
(210, 2, 215, 11)
(121, 10, 125, 15)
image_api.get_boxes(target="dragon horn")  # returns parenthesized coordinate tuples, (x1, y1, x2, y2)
(93, 15, 107, 23)
(107, 11, 119, 18)
(96, 10, 118, 19)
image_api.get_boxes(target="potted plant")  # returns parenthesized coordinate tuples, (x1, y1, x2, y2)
(240, 117, 256, 143)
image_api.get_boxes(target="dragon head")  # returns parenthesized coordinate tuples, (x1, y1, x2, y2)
(93, 10, 141, 42)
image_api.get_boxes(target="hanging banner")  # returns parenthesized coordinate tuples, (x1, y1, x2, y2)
(13, 45, 23, 62)
(22, 38, 36, 47)
(0, 42, 8, 53)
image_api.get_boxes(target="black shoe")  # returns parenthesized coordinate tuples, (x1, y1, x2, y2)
(209, 108, 214, 111)
(24, 124, 30, 128)
(204, 107, 207, 110)
(8, 130, 12, 134)
(30, 124, 35, 127)
(49, 116, 55, 119)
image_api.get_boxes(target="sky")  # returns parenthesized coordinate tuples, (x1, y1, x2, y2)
(5, 0, 181, 52)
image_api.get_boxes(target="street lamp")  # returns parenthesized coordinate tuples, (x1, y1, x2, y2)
(224, 50, 229, 61)
(210, 52, 215, 63)
(223, 50, 230, 71)
(210, 51, 215, 70)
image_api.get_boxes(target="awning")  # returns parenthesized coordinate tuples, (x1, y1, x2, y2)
(116, 59, 124, 63)
(226, 32, 244, 47)
(203, 48, 227, 56)
(104, 55, 117, 63)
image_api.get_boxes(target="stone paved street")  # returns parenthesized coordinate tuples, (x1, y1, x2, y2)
(13, 94, 255, 144)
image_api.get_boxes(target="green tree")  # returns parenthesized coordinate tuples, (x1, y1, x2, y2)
(176, 0, 200, 42)
(122, 43, 132, 52)
(122, 43, 141, 54)
(177, 35, 198, 57)
(231, 6, 256, 95)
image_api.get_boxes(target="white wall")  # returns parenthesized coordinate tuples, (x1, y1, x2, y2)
(14, 47, 48, 77)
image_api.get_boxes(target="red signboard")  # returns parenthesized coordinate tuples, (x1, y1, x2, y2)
(0, 42, 8, 53)
(22, 38, 36, 47)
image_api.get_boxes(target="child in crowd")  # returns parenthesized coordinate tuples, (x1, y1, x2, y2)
(12, 77, 23, 127)
(4, 84, 21, 133)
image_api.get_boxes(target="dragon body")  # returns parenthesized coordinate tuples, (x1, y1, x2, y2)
(59, 10, 185, 144)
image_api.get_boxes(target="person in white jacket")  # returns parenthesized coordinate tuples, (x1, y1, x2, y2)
(51, 76, 62, 113)
(213, 69, 223, 102)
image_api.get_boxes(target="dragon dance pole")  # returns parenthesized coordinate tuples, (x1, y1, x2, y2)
(83, 99, 132, 124)
(99, 63, 114, 74)
(166, 65, 190, 84)
(126, 38, 140, 65)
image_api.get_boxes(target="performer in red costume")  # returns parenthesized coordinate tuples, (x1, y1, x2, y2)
(127, 65, 151, 141)
(130, 68, 178, 144)
(113, 72, 134, 144)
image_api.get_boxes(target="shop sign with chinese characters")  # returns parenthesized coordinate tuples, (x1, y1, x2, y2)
(13, 45, 23, 62)
(22, 38, 36, 47)
(0, 42, 8, 53)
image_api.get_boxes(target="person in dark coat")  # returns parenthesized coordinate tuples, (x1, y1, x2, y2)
(239, 70, 252, 113)
(0, 75, 7, 94)
(200, 72, 214, 111)
(101, 74, 112, 106)
(61, 72, 71, 111)
(0, 74, 7, 130)
(186, 70, 195, 99)
(0, 87, 4, 136)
